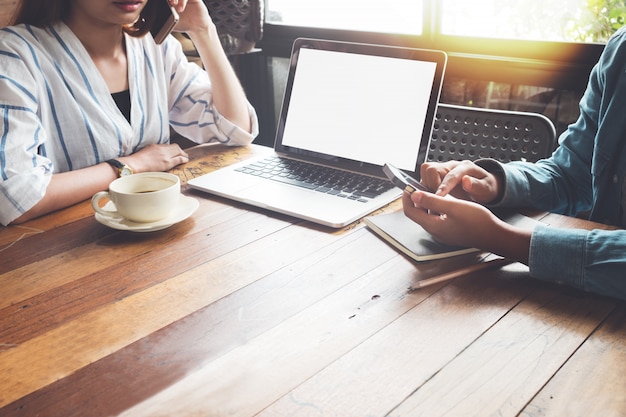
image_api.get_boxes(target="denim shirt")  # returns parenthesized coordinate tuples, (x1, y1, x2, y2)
(480, 26, 626, 300)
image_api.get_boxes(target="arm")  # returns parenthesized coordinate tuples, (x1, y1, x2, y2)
(168, 0, 257, 141)
(402, 190, 626, 300)
(11, 143, 189, 224)
(12, 163, 117, 224)
(182, 4, 252, 133)
(530, 226, 626, 300)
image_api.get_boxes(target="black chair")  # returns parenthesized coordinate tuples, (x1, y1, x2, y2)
(427, 103, 557, 163)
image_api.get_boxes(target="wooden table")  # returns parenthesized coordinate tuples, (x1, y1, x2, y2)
(1, 143, 624, 417)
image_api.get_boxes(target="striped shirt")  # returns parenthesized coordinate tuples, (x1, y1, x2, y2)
(0, 22, 258, 225)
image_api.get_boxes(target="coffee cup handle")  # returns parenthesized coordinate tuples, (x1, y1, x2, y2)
(91, 191, 119, 217)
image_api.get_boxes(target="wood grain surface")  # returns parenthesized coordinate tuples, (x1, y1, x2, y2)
(1, 143, 624, 417)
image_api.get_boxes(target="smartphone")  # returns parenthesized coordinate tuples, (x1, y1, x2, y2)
(150, 0, 179, 44)
(383, 163, 434, 193)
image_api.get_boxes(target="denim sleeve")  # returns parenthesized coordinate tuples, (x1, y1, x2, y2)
(530, 225, 626, 300)
(474, 151, 595, 216)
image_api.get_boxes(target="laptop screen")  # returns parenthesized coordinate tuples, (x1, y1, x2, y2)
(275, 38, 447, 176)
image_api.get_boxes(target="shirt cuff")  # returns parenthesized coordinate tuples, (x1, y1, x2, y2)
(0, 167, 50, 226)
(213, 102, 259, 146)
(529, 225, 587, 289)
(474, 158, 534, 208)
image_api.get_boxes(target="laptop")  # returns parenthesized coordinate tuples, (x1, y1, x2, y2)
(189, 38, 447, 228)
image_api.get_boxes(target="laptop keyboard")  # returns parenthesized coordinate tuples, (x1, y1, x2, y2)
(235, 156, 395, 202)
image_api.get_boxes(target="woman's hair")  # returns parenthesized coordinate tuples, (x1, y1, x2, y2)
(11, 0, 160, 37)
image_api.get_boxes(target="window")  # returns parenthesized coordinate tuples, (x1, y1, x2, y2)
(266, 0, 626, 43)
(441, 0, 626, 43)
(266, 0, 423, 35)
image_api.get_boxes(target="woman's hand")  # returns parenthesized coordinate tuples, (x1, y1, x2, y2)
(121, 143, 189, 173)
(420, 160, 502, 204)
(402, 190, 531, 264)
(168, 0, 214, 36)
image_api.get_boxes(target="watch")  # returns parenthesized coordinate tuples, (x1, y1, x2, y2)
(106, 159, 133, 177)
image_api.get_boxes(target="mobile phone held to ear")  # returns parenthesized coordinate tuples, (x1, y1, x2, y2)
(383, 163, 434, 193)
(150, 0, 179, 44)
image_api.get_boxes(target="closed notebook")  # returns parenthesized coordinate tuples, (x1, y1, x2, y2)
(365, 210, 542, 262)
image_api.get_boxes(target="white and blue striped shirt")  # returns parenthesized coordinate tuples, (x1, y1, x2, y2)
(0, 22, 258, 225)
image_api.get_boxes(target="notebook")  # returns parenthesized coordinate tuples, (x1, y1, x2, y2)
(365, 209, 544, 261)
(365, 211, 479, 261)
(188, 38, 447, 228)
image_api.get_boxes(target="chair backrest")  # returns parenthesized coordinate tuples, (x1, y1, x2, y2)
(205, 0, 264, 55)
(427, 103, 556, 163)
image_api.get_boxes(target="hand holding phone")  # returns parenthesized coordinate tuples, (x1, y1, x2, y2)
(383, 163, 434, 194)
(150, 0, 180, 44)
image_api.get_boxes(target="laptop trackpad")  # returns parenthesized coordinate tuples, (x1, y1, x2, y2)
(238, 181, 321, 209)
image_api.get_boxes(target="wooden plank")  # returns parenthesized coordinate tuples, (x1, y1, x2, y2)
(0, 203, 291, 345)
(0, 213, 311, 409)
(387, 289, 615, 416)
(0, 202, 94, 249)
(255, 213, 621, 417)
(522, 305, 626, 417)
(0, 198, 244, 307)
(256, 263, 536, 417)
(0, 226, 396, 415)
(0, 216, 116, 273)
(112, 258, 532, 416)
(0, 174, 286, 294)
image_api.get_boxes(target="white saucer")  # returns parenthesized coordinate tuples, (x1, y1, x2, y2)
(94, 195, 199, 232)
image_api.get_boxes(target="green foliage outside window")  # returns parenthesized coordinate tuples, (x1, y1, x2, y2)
(564, 0, 626, 42)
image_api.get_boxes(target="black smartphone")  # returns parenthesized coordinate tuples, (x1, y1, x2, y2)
(150, 0, 179, 44)
(383, 163, 433, 193)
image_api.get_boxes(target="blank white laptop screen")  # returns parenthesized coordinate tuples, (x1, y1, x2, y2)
(281, 48, 437, 171)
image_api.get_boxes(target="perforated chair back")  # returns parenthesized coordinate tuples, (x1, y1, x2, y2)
(205, 0, 264, 55)
(427, 104, 556, 163)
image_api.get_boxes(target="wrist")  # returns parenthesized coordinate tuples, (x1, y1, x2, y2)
(106, 158, 133, 177)
(488, 221, 532, 264)
(186, 23, 220, 46)
(474, 158, 506, 205)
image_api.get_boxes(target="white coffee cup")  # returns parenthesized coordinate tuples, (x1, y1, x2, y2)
(91, 172, 181, 223)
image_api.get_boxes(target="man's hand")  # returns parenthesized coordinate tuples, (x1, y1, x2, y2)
(420, 160, 502, 204)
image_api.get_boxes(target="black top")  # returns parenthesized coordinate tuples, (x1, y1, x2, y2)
(111, 89, 131, 123)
